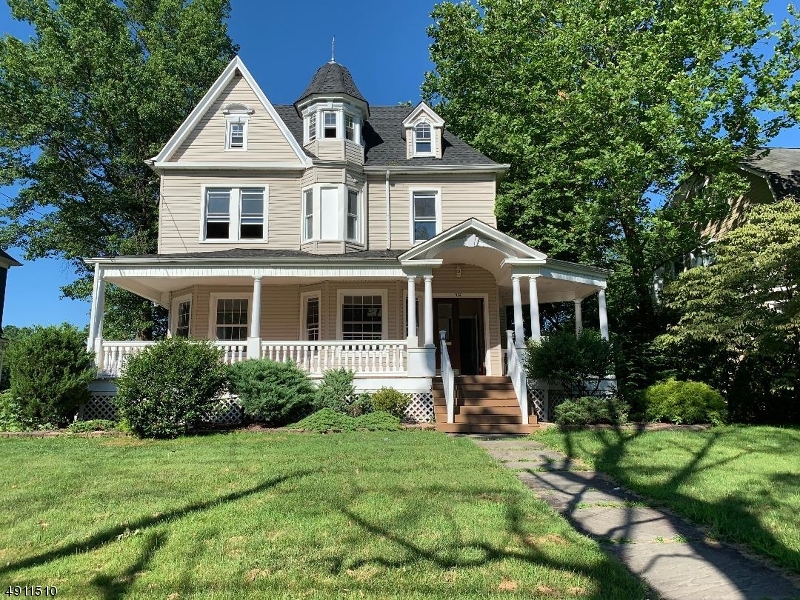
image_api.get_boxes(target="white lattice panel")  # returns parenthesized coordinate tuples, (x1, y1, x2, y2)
(404, 392, 434, 423)
(81, 393, 118, 421)
(528, 385, 545, 421)
(205, 395, 244, 426)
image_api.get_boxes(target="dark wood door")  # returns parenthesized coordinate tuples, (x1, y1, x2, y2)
(434, 299, 461, 373)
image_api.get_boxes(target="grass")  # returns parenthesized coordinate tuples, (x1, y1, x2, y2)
(0, 431, 647, 598)
(532, 425, 800, 573)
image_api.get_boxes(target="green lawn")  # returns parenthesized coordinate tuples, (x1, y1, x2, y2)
(0, 431, 646, 599)
(532, 425, 800, 573)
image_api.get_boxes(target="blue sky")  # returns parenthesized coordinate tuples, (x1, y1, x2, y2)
(1, 0, 798, 329)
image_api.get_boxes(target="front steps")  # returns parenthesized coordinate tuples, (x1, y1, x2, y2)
(432, 375, 538, 434)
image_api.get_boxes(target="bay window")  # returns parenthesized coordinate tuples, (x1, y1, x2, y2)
(301, 185, 362, 244)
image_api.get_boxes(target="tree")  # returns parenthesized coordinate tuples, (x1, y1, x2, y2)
(658, 199, 800, 422)
(422, 0, 800, 377)
(0, 0, 237, 338)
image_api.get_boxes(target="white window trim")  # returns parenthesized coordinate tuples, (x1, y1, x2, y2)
(300, 184, 363, 244)
(346, 187, 360, 243)
(336, 289, 388, 340)
(300, 290, 322, 340)
(170, 293, 193, 338)
(412, 120, 435, 157)
(302, 103, 363, 145)
(208, 292, 253, 341)
(409, 187, 442, 245)
(225, 116, 249, 151)
(199, 183, 269, 243)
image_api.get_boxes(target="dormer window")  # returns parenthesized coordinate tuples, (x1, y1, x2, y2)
(308, 112, 317, 142)
(414, 122, 432, 155)
(323, 111, 337, 138)
(222, 103, 253, 151)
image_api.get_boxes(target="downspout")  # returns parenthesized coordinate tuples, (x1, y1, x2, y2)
(385, 169, 391, 250)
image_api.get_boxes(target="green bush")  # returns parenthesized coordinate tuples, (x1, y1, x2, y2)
(553, 396, 629, 427)
(315, 368, 357, 414)
(6, 324, 95, 428)
(525, 330, 615, 398)
(289, 408, 400, 432)
(644, 379, 727, 425)
(115, 338, 228, 438)
(0, 389, 22, 431)
(351, 392, 373, 417)
(227, 359, 316, 426)
(370, 387, 411, 419)
(67, 419, 116, 433)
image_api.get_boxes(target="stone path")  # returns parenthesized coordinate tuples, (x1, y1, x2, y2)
(471, 435, 800, 600)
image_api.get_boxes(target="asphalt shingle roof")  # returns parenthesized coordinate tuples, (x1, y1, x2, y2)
(743, 148, 800, 199)
(295, 62, 368, 106)
(273, 105, 499, 168)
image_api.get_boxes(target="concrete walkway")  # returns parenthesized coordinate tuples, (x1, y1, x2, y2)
(471, 435, 800, 600)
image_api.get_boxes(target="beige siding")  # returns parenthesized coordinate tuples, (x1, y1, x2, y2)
(158, 170, 301, 253)
(432, 264, 503, 376)
(366, 173, 497, 251)
(703, 172, 774, 240)
(170, 75, 299, 163)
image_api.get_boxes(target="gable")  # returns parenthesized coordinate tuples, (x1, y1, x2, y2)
(151, 57, 308, 167)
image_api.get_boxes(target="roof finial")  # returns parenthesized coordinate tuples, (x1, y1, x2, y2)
(330, 36, 336, 63)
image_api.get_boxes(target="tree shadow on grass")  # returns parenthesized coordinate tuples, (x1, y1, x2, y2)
(547, 427, 800, 592)
(89, 530, 167, 600)
(0, 469, 314, 577)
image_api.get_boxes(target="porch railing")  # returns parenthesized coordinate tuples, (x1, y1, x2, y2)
(97, 339, 407, 378)
(439, 331, 455, 423)
(505, 330, 530, 425)
(261, 340, 407, 376)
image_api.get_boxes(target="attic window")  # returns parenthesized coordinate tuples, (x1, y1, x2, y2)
(414, 122, 432, 155)
(223, 103, 253, 151)
(323, 111, 338, 138)
(345, 114, 355, 141)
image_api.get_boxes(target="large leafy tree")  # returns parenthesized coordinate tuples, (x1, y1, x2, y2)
(0, 0, 237, 338)
(658, 199, 800, 422)
(422, 0, 800, 368)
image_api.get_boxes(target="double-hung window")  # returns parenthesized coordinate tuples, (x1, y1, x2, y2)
(346, 189, 359, 241)
(215, 298, 249, 341)
(412, 190, 439, 243)
(302, 189, 314, 241)
(414, 122, 432, 155)
(203, 186, 267, 242)
(323, 111, 337, 138)
(341, 295, 383, 340)
(228, 122, 245, 149)
(345, 114, 355, 141)
(305, 296, 320, 341)
(175, 301, 191, 338)
(308, 112, 317, 142)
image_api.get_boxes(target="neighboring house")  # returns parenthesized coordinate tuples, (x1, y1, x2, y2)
(0, 249, 22, 377)
(85, 56, 610, 431)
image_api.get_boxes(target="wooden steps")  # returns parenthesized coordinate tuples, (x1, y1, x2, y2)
(432, 375, 538, 435)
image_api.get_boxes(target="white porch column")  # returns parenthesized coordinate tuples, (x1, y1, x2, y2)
(248, 277, 262, 358)
(598, 286, 609, 340)
(87, 262, 104, 352)
(574, 298, 583, 337)
(423, 275, 434, 347)
(512, 274, 525, 348)
(528, 275, 541, 343)
(406, 276, 417, 345)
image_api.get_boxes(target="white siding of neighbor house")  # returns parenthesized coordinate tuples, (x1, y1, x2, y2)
(169, 74, 300, 163)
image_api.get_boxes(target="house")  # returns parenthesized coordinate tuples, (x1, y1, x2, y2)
(84, 56, 610, 431)
(0, 249, 22, 377)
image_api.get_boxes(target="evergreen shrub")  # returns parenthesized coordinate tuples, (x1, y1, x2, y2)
(644, 379, 727, 425)
(370, 387, 411, 419)
(115, 338, 227, 438)
(553, 396, 629, 427)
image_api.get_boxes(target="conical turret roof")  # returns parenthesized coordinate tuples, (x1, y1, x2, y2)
(294, 61, 368, 109)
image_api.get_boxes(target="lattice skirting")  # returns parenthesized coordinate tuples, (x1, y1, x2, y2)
(79, 391, 245, 426)
(404, 392, 434, 423)
(528, 385, 545, 422)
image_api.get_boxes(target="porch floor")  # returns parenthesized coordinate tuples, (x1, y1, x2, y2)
(432, 375, 538, 434)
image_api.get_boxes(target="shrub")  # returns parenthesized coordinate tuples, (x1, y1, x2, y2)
(6, 324, 95, 428)
(351, 392, 373, 417)
(644, 379, 727, 425)
(525, 330, 615, 398)
(115, 338, 228, 438)
(553, 396, 629, 427)
(67, 419, 116, 433)
(227, 359, 316, 426)
(288, 408, 400, 432)
(370, 387, 411, 419)
(0, 389, 22, 431)
(315, 368, 357, 414)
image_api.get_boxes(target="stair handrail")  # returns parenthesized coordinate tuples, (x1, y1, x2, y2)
(506, 330, 529, 425)
(440, 330, 455, 423)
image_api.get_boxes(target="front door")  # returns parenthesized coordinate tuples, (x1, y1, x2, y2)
(434, 298, 485, 375)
